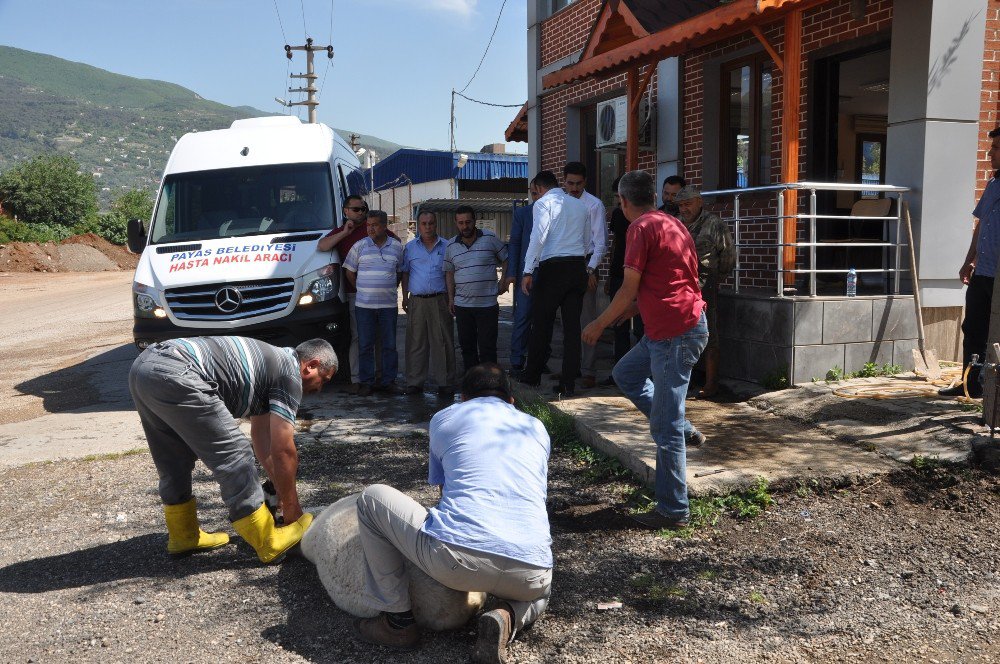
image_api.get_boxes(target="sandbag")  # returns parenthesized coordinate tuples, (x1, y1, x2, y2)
(301, 493, 485, 630)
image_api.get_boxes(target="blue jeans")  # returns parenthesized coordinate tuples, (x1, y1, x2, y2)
(510, 281, 533, 369)
(355, 306, 398, 387)
(612, 313, 708, 519)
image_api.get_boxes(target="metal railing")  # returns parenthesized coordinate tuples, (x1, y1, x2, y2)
(701, 181, 910, 297)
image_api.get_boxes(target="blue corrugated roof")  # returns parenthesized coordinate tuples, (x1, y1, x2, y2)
(372, 148, 527, 190)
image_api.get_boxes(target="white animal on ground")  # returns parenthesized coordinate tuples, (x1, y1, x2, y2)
(301, 493, 486, 630)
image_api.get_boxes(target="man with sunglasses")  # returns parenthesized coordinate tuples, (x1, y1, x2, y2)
(319, 195, 398, 392)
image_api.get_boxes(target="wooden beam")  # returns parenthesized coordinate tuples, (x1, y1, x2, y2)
(781, 9, 803, 287)
(750, 25, 784, 72)
(626, 68, 640, 171)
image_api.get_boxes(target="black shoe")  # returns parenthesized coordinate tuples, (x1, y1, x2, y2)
(938, 384, 981, 398)
(599, 376, 616, 387)
(630, 510, 689, 530)
(519, 374, 541, 387)
(358, 384, 373, 396)
(552, 383, 575, 397)
(686, 430, 707, 447)
(542, 364, 553, 374)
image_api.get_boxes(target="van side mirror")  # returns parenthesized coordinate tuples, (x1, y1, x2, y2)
(127, 218, 147, 254)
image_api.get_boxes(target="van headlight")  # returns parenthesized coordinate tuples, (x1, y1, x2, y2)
(134, 283, 166, 318)
(300, 265, 338, 305)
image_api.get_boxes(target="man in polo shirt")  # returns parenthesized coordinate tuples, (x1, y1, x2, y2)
(562, 161, 607, 389)
(520, 170, 590, 396)
(444, 206, 509, 373)
(128, 336, 337, 563)
(344, 210, 405, 396)
(401, 210, 456, 397)
(353, 364, 552, 662)
(318, 195, 399, 393)
(582, 170, 707, 530)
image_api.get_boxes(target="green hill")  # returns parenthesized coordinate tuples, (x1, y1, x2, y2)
(0, 46, 405, 208)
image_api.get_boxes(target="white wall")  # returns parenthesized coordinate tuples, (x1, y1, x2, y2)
(371, 179, 454, 240)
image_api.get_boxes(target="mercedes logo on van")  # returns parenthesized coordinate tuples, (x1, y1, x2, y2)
(214, 287, 243, 313)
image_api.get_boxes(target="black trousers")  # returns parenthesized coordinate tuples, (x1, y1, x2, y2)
(962, 274, 994, 371)
(524, 258, 588, 385)
(454, 304, 499, 373)
(607, 275, 645, 362)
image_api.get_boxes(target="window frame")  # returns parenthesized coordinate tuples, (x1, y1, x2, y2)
(719, 52, 774, 189)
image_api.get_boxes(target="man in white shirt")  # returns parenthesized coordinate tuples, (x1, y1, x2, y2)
(519, 170, 590, 396)
(562, 162, 607, 389)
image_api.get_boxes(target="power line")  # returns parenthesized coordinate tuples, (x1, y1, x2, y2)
(318, 0, 335, 102)
(300, 0, 308, 39)
(454, 91, 522, 108)
(458, 0, 508, 94)
(272, 0, 288, 43)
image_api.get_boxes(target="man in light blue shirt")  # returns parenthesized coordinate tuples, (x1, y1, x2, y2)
(940, 126, 1000, 398)
(344, 210, 404, 395)
(401, 210, 456, 396)
(354, 364, 553, 660)
(520, 170, 590, 396)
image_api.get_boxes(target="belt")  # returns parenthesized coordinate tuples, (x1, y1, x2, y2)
(412, 292, 446, 298)
(539, 255, 586, 266)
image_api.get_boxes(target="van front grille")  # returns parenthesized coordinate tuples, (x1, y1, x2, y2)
(164, 279, 295, 321)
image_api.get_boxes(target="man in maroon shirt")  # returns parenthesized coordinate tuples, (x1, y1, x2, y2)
(319, 195, 398, 392)
(582, 170, 707, 529)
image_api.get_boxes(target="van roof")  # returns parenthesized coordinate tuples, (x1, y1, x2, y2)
(163, 116, 351, 176)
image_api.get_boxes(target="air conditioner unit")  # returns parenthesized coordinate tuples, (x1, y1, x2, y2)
(596, 97, 628, 147)
(595, 95, 655, 149)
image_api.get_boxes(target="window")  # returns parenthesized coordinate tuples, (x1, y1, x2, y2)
(720, 54, 773, 188)
(551, 0, 575, 15)
(855, 134, 886, 199)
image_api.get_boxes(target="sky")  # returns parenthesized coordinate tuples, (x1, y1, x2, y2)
(0, 0, 528, 152)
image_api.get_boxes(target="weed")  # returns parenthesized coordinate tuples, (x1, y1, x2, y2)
(761, 366, 790, 391)
(81, 448, 147, 462)
(518, 399, 630, 482)
(749, 591, 767, 604)
(960, 402, 985, 413)
(827, 362, 906, 382)
(697, 570, 719, 581)
(909, 454, 942, 473)
(825, 366, 846, 382)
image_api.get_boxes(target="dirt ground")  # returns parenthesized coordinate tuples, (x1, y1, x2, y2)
(2, 387, 999, 664)
(0, 233, 137, 272)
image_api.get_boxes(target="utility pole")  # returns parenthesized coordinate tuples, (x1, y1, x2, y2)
(449, 89, 456, 152)
(283, 38, 333, 123)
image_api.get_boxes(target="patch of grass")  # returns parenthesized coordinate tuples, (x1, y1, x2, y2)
(827, 362, 905, 382)
(795, 478, 819, 498)
(632, 477, 774, 538)
(517, 399, 630, 482)
(749, 590, 767, 604)
(628, 573, 686, 603)
(697, 570, 719, 581)
(80, 448, 147, 462)
(960, 401, 985, 413)
(761, 366, 790, 391)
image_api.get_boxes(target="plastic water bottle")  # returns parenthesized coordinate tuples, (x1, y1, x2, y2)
(846, 268, 857, 297)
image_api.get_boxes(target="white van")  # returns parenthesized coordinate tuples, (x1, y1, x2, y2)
(127, 116, 363, 349)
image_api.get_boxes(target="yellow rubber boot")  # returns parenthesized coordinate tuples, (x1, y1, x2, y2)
(232, 503, 313, 564)
(163, 498, 230, 556)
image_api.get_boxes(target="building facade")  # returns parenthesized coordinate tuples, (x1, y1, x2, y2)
(516, 0, 1000, 383)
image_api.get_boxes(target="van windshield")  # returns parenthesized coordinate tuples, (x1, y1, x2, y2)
(149, 162, 335, 244)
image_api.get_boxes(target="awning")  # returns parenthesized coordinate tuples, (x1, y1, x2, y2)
(416, 198, 524, 214)
(543, 0, 824, 89)
(505, 102, 528, 143)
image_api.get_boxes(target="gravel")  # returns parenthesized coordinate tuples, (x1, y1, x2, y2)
(2, 390, 1000, 663)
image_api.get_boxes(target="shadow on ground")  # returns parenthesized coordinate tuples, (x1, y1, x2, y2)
(14, 343, 138, 414)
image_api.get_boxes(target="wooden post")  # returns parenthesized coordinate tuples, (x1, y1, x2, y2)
(626, 68, 640, 171)
(781, 9, 803, 288)
(626, 65, 654, 172)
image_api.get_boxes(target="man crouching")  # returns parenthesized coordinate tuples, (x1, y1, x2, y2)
(353, 363, 552, 663)
(129, 336, 336, 563)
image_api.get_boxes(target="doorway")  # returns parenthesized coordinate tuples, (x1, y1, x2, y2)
(810, 42, 891, 294)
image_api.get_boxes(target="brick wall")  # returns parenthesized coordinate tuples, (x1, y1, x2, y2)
(978, 2, 1000, 198)
(537, 0, 1000, 290)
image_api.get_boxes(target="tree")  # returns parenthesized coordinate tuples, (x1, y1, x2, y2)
(0, 154, 98, 227)
(92, 188, 155, 245)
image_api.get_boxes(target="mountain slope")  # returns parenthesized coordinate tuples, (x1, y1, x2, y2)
(0, 46, 404, 207)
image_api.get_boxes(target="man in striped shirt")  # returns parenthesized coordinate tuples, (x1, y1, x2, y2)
(344, 210, 405, 395)
(444, 206, 509, 373)
(128, 336, 337, 563)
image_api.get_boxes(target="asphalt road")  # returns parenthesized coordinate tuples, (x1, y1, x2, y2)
(0, 271, 143, 466)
